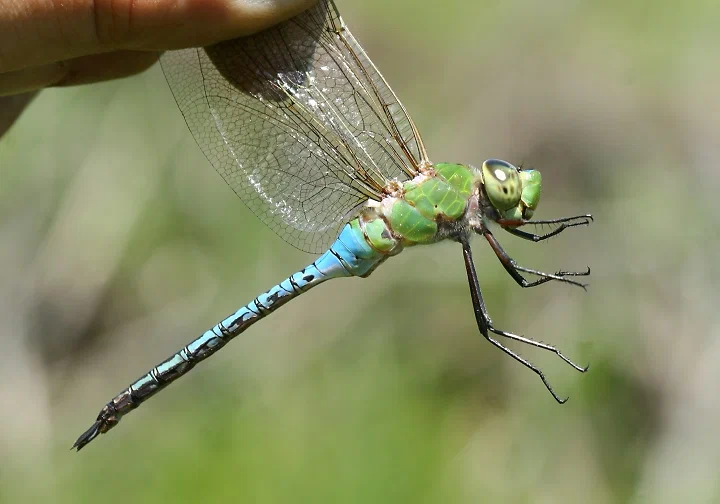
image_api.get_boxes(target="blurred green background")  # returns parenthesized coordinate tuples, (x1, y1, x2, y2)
(2, 0, 720, 502)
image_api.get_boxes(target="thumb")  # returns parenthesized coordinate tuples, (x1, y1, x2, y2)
(0, 0, 317, 73)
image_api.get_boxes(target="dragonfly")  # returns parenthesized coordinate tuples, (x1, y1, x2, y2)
(73, 0, 592, 451)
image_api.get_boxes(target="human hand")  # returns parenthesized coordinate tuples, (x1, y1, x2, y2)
(0, 0, 316, 95)
(0, 0, 316, 136)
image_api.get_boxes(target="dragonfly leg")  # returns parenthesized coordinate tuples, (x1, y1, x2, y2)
(481, 228, 589, 290)
(461, 240, 587, 403)
(498, 214, 593, 242)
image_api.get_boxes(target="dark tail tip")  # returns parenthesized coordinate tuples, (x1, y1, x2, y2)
(72, 421, 103, 452)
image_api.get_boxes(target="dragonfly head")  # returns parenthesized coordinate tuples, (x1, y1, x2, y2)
(480, 159, 542, 223)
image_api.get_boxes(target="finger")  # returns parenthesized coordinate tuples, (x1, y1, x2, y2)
(0, 51, 159, 96)
(0, 0, 317, 73)
(53, 51, 160, 87)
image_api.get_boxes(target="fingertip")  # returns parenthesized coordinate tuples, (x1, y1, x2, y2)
(217, 0, 320, 34)
(121, 0, 320, 50)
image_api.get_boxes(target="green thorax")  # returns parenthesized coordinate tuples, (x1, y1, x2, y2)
(357, 163, 477, 253)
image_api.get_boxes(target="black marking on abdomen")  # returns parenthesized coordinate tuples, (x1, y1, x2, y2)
(182, 346, 196, 364)
(128, 388, 141, 407)
(218, 323, 232, 337)
(288, 276, 302, 293)
(150, 368, 161, 385)
(330, 249, 353, 273)
(266, 291, 281, 306)
(254, 298, 268, 313)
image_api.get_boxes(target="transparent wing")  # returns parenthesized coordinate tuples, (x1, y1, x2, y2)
(160, 0, 428, 253)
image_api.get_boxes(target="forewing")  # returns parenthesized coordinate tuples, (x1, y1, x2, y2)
(161, 0, 428, 253)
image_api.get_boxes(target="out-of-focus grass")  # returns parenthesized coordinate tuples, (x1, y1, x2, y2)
(2, 0, 720, 502)
(44, 348, 470, 503)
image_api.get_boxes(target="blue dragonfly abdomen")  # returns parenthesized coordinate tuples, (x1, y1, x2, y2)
(73, 218, 393, 449)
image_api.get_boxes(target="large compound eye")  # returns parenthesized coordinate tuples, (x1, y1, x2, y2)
(519, 169, 542, 219)
(481, 159, 522, 211)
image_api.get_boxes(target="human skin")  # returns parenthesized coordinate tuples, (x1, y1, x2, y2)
(0, 0, 317, 136)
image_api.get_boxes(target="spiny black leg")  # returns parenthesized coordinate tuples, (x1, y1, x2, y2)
(461, 239, 587, 403)
(487, 326, 588, 373)
(504, 226, 566, 242)
(499, 214, 593, 242)
(483, 229, 589, 290)
(503, 225, 578, 242)
(531, 214, 593, 225)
